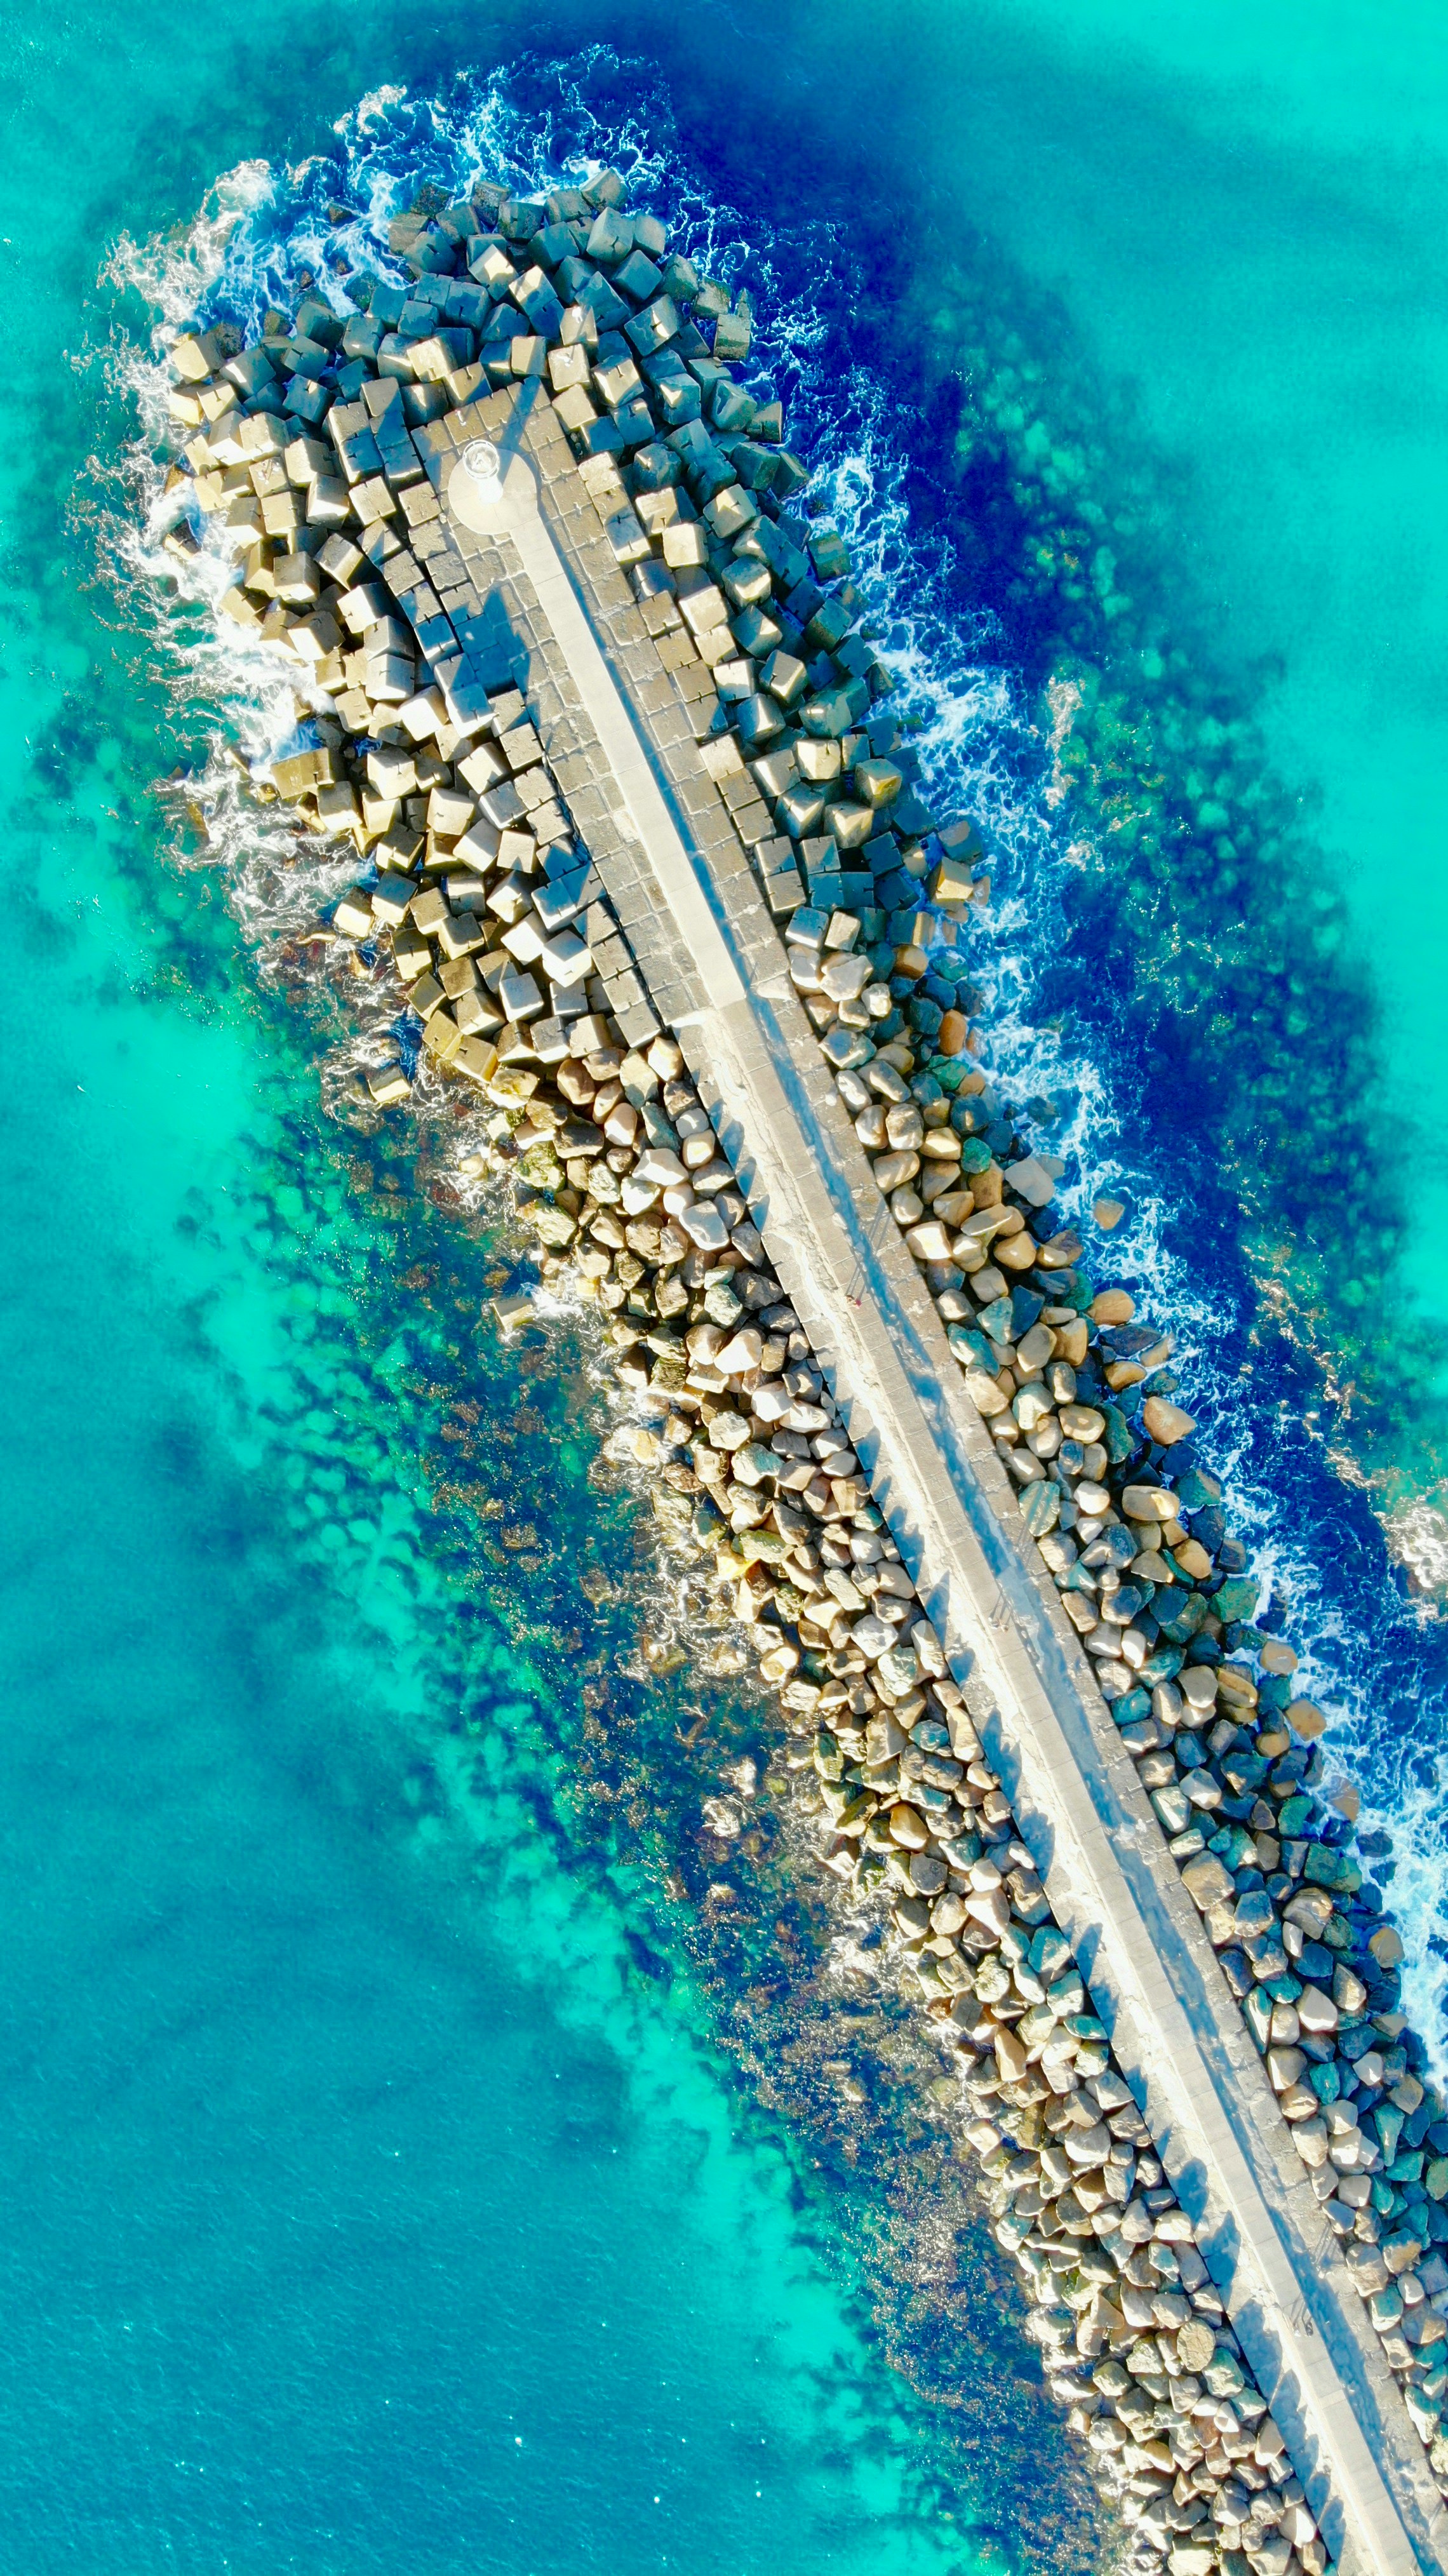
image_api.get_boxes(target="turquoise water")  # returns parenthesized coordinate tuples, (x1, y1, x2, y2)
(0, 21, 1104, 2565)
(0, 582, 1083, 2565)
(904, 0, 1448, 1449)
(4, 0, 1448, 2563)
(928, 0, 1448, 1322)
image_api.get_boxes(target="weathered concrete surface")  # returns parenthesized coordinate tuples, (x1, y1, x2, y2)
(427, 389, 1447, 2576)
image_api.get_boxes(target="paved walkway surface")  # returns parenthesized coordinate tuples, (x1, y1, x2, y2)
(413, 385, 1444, 2576)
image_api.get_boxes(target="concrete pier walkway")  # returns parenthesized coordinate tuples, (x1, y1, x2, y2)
(421, 387, 1443, 2576)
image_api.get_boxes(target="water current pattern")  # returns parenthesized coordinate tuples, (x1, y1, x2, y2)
(3, 11, 1447, 2571)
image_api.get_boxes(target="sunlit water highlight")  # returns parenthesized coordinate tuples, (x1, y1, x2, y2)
(117, 39, 1448, 2053)
(3, 0, 1448, 2562)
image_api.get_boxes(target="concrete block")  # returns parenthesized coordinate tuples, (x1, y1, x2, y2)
(450, 1035, 500, 1090)
(305, 478, 350, 528)
(332, 890, 373, 938)
(624, 294, 681, 356)
(422, 1008, 463, 1064)
(171, 328, 228, 382)
(283, 376, 331, 427)
(763, 864, 805, 915)
(365, 1064, 412, 1106)
(198, 382, 244, 431)
(548, 343, 591, 393)
(828, 800, 875, 852)
(237, 417, 290, 469)
(577, 272, 629, 336)
(594, 355, 645, 419)
(533, 220, 577, 272)
(498, 198, 544, 247)
(352, 476, 398, 524)
(469, 241, 517, 295)
(580, 166, 627, 212)
(271, 552, 321, 608)
(288, 609, 343, 663)
(704, 483, 758, 542)
(586, 206, 633, 265)
(511, 265, 565, 339)
(676, 580, 730, 641)
(293, 296, 342, 350)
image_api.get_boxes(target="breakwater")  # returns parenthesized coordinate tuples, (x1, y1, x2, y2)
(150, 149, 1447, 2576)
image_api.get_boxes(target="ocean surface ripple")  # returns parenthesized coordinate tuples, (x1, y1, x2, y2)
(111, 50, 1448, 2063)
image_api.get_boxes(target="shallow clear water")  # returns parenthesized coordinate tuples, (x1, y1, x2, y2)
(4, 0, 1448, 2563)
(1, 592, 1082, 2568)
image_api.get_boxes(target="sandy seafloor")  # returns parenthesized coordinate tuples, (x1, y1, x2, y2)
(2, 2, 1447, 2567)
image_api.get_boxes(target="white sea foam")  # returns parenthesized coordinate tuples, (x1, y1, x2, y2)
(93, 54, 1448, 2068)
(768, 253, 1448, 2062)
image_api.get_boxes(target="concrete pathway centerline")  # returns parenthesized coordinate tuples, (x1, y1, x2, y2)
(447, 443, 746, 1019)
(424, 395, 1438, 2576)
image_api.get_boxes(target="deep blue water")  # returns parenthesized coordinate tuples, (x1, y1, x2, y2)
(125, 32, 1448, 2038)
(4, 0, 1448, 2565)
(0, 722, 1085, 2570)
